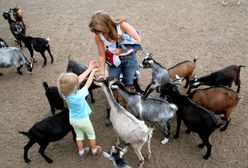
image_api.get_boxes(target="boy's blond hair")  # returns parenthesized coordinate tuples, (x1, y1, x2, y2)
(58, 72, 79, 97)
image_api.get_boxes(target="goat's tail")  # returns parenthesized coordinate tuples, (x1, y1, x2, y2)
(239, 65, 245, 69)
(19, 131, 29, 137)
(47, 37, 50, 41)
(42, 82, 49, 91)
(193, 55, 198, 63)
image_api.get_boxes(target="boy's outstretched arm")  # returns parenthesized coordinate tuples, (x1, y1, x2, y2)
(78, 60, 98, 83)
(85, 67, 99, 89)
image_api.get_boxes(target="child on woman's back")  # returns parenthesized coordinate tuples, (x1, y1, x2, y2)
(58, 60, 102, 160)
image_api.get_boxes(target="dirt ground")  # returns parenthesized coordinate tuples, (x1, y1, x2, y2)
(1, 0, 248, 168)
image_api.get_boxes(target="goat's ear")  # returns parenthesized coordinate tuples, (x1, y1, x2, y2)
(122, 146, 128, 155)
(102, 151, 111, 160)
(119, 146, 128, 158)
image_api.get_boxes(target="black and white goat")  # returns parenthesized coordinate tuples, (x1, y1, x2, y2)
(102, 146, 132, 168)
(111, 80, 177, 144)
(43, 82, 65, 115)
(188, 65, 245, 94)
(164, 83, 221, 159)
(2, 12, 25, 49)
(0, 47, 33, 75)
(139, 53, 171, 99)
(0, 37, 9, 48)
(20, 35, 54, 67)
(19, 109, 76, 163)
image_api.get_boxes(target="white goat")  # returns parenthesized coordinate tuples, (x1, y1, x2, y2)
(0, 47, 33, 75)
(111, 80, 177, 144)
(102, 146, 132, 168)
(95, 78, 154, 168)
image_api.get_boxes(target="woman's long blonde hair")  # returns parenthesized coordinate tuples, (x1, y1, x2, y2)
(58, 72, 79, 97)
(89, 10, 126, 42)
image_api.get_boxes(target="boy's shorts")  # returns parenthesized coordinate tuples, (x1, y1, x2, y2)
(70, 116, 96, 140)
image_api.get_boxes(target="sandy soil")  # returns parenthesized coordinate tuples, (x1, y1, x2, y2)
(1, 0, 248, 168)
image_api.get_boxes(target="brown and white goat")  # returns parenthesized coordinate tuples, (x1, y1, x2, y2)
(168, 56, 197, 89)
(188, 86, 239, 131)
(9, 8, 26, 29)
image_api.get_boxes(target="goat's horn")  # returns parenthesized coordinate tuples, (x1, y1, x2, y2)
(114, 145, 123, 151)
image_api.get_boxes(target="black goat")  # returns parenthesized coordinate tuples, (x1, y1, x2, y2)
(20, 35, 54, 67)
(19, 109, 76, 163)
(0, 37, 9, 48)
(2, 12, 25, 49)
(187, 65, 245, 94)
(43, 82, 65, 115)
(164, 83, 221, 160)
(66, 56, 99, 103)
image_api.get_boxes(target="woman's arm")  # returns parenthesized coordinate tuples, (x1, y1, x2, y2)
(120, 21, 141, 43)
(95, 34, 106, 76)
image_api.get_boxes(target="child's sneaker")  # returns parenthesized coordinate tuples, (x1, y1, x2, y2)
(80, 147, 90, 160)
(92, 146, 102, 158)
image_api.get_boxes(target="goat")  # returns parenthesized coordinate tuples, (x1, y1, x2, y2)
(9, 7, 26, 29)
(94, 78, 154, 168)
(20, 34, 54, 67)
(0, 37, 9, 48)
(188, 86, 239, 131)
(187, 65, 245, 94)
(168, 56, 197, 89)
(139, 53, 171, 99)
(66, 56, 100, 103)
(164, 83, 221, 159)
(43, 82, 65, 115)
(102, 145, 132, 168)
(111, 80, 177, 144)
(0, 47, 33, 75)
(223, 0, 243, 5)
(19, 108, 76, 163)
(2, 12, 25, 49)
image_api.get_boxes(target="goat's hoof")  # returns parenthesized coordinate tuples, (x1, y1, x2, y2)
(104, 118, 112, 126)
(198, 143, 205, 148)
(203, 154, 210, 160)
(219, 127, 227, 132)
(173, 134, 179, 139)
(138, 161, 144, 168)
(185, 129, 191, 134)
(144, 153, 151, 160)
(161, 138, 169, 144)
(46, 158, 53, 163)
(25, 159, 31, 163)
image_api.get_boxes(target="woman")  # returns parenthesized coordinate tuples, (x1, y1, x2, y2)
(89, 10, 142, 93)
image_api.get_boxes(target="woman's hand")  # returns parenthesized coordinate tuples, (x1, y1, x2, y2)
(88, 60, 98, 70)
(112, 48, 123, 55)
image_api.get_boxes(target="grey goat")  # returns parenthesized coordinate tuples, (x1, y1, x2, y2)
(139, 53, 171, 99)
(0, 47, 33, 75)
(111, 80, 177, 144)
